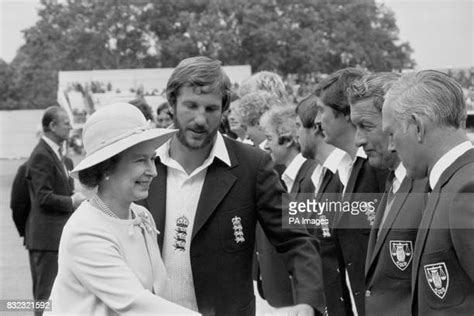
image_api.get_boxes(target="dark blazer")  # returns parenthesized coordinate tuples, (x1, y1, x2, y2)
(256, 158, 317, 307)
(411, 149, 474, 315)
(365, 176, 426, 316)
(314, 169, 353, 316)
(291, 159, 317, 195)
(11, 161, 30, 238)
(25, 139, 75, 251)
(141, 138, 326, 316)
(333, 156, 388, 315)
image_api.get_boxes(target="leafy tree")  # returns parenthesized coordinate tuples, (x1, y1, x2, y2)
(4, 0, 413, 109)
(0, 59, 19, 110)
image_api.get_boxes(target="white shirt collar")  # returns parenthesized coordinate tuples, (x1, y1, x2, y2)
(259, 139, 267, 151)
(311, 164, 324, 193)
(356, 146, 367, 160)
(42, 135, 61, 160)
(394, 162, 406, 183)
(429, 141, 473, 190)
(323, 148, 350, 174)
(392, 162, 407, 193)
(156, 132, 231, 175)
(282, 153, 306, 191)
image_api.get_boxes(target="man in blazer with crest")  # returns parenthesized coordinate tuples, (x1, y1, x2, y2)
(315, 68, 389, 315)
(383, 70, 474, 315)
(296, 94, 352, 316)
(349, 73, 428, 315)
(26, 106, 86, 307)
(140, 57, 325, 316)
(254, 105, 317, 308)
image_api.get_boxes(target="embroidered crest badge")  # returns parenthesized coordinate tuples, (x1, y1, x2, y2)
(232, 216, 245, 243)
(389, 240, 413, 271)
(173, 216, 189, 251)
(366, 208, 376, 226)
(424, 262, 449, 299)
(319, 215, 331, 238)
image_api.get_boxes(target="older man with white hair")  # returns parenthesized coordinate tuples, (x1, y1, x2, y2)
(382, 70, 474, 315)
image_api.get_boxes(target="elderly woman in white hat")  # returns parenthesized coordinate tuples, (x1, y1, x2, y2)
(46, 103, 198, 315)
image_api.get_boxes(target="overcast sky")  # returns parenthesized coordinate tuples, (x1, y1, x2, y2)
(0, 0, 472, 69)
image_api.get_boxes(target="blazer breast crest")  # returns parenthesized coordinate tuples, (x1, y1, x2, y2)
(173, 215, 189, 251)
(389, 240, 413, 271)
(424, 262, 449, 299)
(232, 216, 245, 243)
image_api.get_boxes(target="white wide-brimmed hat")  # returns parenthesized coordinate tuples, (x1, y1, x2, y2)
(70, 103, 176, 178)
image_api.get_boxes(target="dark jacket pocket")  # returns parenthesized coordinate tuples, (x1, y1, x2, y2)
(382, 230, 418, 281)
(420, 248, 468, 309)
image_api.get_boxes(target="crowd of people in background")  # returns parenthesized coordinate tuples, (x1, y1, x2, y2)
(10, 56, 473, 316)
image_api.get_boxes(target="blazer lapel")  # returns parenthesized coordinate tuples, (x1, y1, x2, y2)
(147, 160, 167, 250)
(290, 173, 302, 194)
(411, 148, 474, 301)
(191, 139, 238, 240)
(290, 159, 311, 194)
(365, 191, 388, 275)
(410, 184, 440, 302)
(344, 156, 365, 197)
(41, 140, 71, 190)
(335, 156, 364, 227)
(317, 170, 332, 197)
(191, 160, 237, 240)
(367, 177, 413, 275)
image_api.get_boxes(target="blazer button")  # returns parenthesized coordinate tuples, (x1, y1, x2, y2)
(336, 268, 340, 273)
(339, 297, 344, 302)
(347, 262, 352, 267)
(366, 290, 371, 297)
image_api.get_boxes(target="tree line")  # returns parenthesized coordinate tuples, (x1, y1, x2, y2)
(0, 0, 415, 110)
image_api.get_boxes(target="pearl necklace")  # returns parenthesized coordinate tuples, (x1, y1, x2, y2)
(92, 194, 131, 219)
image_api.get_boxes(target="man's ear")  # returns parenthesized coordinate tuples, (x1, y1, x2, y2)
(48, 120, 56, 132)
(284, 138, 296, 148)
(411, 113, 426, 143)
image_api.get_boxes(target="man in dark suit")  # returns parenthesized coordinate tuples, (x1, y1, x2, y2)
(296, 94, 352, 316)
(11, 157, 74, 244)
(383, 70, 474, 315)
(26, 106, 86, 309)
(140, 56, 325, 316)
(255, 105, 317, 307)
(316, 68, 388, 315)
(349, 72, 427, 316)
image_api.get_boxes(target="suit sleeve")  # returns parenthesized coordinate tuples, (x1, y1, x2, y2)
(450, 181, 474, 282)
(255, 153, 326, 315)
(28, 150, 73, 213)
(10, 162, 30, 237)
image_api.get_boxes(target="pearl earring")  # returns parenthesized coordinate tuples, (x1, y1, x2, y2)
(105, 175, 110, 181)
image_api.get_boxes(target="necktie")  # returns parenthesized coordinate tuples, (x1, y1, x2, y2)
(377, 171, 396, 238)
(385, 170, 396, 193)
(58, 145, 69, 175)
(58, 146, 65, 163)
